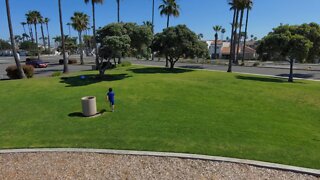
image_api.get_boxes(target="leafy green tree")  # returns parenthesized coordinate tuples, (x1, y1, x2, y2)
(257, 27, 313, 82)
(97, 23, 130, 76)
(159, 0, 180, 28)
(71, 12, 89, 64)
(20, 41, 37, 51)
(285, 35, 312, 82)
(26, 10, 41, 59)
(5, 0, 26, 78)
(152, 25, 208, 69)
(213, 25, 222, 59)
(0, 39, 11, 50)
(84, 0, 104, 69)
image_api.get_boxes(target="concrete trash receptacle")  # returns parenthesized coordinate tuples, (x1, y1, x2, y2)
(81, 96, 97, 117)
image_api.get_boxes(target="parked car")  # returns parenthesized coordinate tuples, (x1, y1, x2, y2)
(26, 60, 48, 68)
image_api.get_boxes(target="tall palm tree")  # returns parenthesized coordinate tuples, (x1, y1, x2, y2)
(213, 25, 222, 59)
(241, 0, 253, 64)
(66, 22, 72, 36)
(159, 0, 180, 28)
(39, 16, 47, 51)
(116, 0, 121, 23)
(5, 0, 26, 79)
(152, 0, 155, 32)
(44, 18, 51, 52)
(221, 28, 226, 41)
(235, 0, 246, 64)
(58, 0, 68, 73)
(21, 22, 27, 35)
(228, 0, 241, 72)
(84, 0, 104, 69)
(26, 11, 41, 59)
(71, 12, 89, 65)
(26, 18, 34, 43)
(228, 0, 237, 72)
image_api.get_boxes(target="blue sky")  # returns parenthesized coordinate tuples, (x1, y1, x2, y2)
(1, 0, 320, 41)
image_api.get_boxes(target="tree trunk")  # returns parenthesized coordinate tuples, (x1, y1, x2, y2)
(79, 31, 84, 65)
(5, 0, 26, 79)
(165, 56, 169, 67)
(22, 25, 26, 34)
(40, 23, 46, 51)
(214, 33, 218, 59)
(236, 9, 244, 64)
(167, 14, 170, 28)
(92, 2, 99, 69)
(228, 9, 237, 73)
(34, 23, 40, 60)
(29, 24, 34, 43)
(151, 0, 155, 61)
(233, 9, 240, 63)
(117, 0, 120, 23)
(46, 23, 51, 53)
(288, 59, 294, 82)
(169, 59, 175, 69)
(242, 8, 250, 64)
(58, 0, 68, 73)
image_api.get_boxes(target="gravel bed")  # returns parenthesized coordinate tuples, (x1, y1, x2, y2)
(0, 152, 318, 180)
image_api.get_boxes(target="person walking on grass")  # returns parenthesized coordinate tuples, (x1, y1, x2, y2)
(106, 88, 115, 112)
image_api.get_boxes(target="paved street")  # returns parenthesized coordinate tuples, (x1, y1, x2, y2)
(1, 56, 320, 80)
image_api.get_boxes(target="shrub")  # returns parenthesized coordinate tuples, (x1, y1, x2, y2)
(253, 62, 260, 67)
(59, 59, 78, 65)
(68, 59, 78, 64)
(119, 61, 132, 67)
(51, 71, 62, 77)
(6, 65, 34, 79)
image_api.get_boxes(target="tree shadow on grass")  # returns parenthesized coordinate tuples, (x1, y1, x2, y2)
(236, 75, 288, 83)
(60, 74, 131, 87)
(276, 73, 314, 79)
(68, 109, 107, 118)
(179, 65, 204, 69)
(129, 67, 193, 74)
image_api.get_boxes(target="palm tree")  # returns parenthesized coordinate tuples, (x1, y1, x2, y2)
(58, 0, 68, 73)
(213, 25, 222, 59)
(5, 0, 26, 79)
(26, 11, 41, 59)
(84, 0, 104, 69)
(221, 28, 226, 41)
(44, 18, 51, 52)
(26, 18, 34, 43)
(159, 0, 180, 28)
(39, 16, 47, 51)
(116, 0, 121, 23)
(71, 12, 89, 65)
(66, 22, 72, 36)
(22, 33, 30, 42)
(241, 0, 253, 64)
(152, 0, 155, 32)
(21, 22, 27, 35)
(228, 0, 240, 72)
(235, 0, 246, 64)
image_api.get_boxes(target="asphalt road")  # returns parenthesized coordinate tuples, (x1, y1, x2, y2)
(1, 56, 320, 80)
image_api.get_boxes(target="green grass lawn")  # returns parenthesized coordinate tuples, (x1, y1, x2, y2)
(0, 65, 319, 169)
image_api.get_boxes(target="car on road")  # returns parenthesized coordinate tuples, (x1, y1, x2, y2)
(26, 60, 48, 68)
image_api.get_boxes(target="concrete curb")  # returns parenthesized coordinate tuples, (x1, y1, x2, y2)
(132, 63, 320, 82)
(0, 148, 319, 177)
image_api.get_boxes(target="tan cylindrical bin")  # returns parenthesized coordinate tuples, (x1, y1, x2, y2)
(81, 96, 97, 117)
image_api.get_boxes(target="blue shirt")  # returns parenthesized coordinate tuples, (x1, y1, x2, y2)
(107, 92, 115, 102)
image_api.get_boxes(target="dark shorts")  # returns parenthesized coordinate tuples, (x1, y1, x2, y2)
(109, 100, 115, 105)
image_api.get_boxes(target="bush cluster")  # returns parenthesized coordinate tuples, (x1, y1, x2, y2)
(6, 65, 34, 79)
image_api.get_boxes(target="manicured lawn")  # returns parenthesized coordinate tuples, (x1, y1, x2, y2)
(0, 65, 319, 169)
